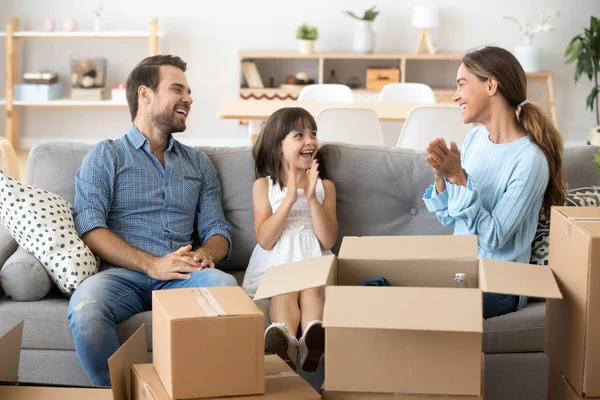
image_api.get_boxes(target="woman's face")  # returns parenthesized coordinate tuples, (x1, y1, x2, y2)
(452, 63, 490, 124)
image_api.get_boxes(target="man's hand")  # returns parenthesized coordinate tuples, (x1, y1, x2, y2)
(147, 244, 204, 281)
(189, 248, 215, 269)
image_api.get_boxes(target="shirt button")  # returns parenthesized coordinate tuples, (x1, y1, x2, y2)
(410, 208, 419, 216)
(165, 181, 168, 186)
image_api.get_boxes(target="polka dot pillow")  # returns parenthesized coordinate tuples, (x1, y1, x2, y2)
(0, 171, 99, 295)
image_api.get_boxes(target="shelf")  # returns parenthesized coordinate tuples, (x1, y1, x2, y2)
(0, 31, 165, 39)
(0, 99, 128, 107)
(239, 51, 465, 61)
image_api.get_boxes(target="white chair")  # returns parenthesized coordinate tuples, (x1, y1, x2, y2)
(396, 105, 471, 149)
(316, 108, 384, 146)
(378, 83, 437, 104)
(297, 84, 354, 102)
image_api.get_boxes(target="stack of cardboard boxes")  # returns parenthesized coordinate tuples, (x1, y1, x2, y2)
(256, 235, 562, 399)
(0, 233, 568, 399)
(0, 286, 321, 399)
(546, 207, 600, 400)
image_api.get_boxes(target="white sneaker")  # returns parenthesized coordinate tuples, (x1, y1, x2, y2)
(264, 322, 299, 370)
(298, 320, 324, 372)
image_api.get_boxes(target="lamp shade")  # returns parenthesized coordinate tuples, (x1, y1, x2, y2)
(412, 6, 439, 28)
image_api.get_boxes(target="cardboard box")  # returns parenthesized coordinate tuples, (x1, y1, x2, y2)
(255, 235, 562, 397)
(152, 286, 265, 399)
(0, 320, 148, 400)
(321, 354, 485, 400)
(366, 67, 401, 90)
(546, 207, 600, 398)
(547, 366, 600, 400)
(131, 355, 320, 400)
(321, 391, 482, 399)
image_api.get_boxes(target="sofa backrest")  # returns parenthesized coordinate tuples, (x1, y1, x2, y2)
(27, 141, 600, 271)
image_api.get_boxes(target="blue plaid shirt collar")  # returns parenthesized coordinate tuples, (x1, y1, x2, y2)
(127, 124, 176, 153)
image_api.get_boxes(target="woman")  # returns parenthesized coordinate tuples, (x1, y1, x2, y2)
(423, 46, 566, 318)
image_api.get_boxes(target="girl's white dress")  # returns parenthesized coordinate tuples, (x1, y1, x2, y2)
(242, 176, 333, 298)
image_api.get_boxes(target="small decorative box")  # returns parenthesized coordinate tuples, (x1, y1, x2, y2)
(14, 82, 62, 101)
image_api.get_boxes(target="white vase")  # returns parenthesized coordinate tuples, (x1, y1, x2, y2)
(353, 20, 375, 54)
(94, 16, 101, 31)
(297, 40, 315, 55)
(514, 36, 541, 72)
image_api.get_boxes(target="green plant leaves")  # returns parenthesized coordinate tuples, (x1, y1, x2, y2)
(566, 15, 600, 120)
(343, 5, 379, 21)
(587, 86, 600, 111)
(296, 23, 318, 40)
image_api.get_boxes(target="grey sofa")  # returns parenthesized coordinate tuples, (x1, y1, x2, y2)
(0, 141, 598, 400)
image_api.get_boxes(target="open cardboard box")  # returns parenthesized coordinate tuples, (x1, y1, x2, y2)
(0, 320, 148, 399)
(255, 235, 562, 397)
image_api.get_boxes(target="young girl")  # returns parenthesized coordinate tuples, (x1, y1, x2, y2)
(242, 107, 338, 372)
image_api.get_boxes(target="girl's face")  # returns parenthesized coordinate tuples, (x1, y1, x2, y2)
(452, 63, 491, 124)
(280, 124, 319, 171)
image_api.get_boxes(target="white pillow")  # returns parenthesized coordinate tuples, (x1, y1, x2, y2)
(0, 171, 99, 295)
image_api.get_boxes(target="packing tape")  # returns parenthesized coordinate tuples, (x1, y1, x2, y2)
(567, 217, 600, 236)
(266, 371, 298, 379)
(142, 383, 159, 400)
(193, 288, 226, 317)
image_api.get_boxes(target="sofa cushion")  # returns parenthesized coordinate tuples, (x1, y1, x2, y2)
(0, 290, 542, 354)
(530, 186, 600, 266)
(0, 270, 256, 352)
(0, 225, 19, 299)
(483, 301, 546, 353)
(0, 246, 52, 301)
(0, 171, 100, 295)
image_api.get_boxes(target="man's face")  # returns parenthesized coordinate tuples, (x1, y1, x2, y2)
(150, 65, 193, 134)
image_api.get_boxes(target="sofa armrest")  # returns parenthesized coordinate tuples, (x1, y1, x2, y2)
(0, 225, 19, 298)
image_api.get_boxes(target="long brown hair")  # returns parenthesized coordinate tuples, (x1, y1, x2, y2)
(252, 107, 324, 189)
(462, 46, 566, 218)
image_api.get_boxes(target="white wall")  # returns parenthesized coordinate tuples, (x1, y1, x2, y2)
(0, 0, 599, 148)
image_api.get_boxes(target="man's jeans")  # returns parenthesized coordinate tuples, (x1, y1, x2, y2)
(67, 267, 238, 386)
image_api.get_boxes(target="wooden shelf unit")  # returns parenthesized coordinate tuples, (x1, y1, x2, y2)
(237, 51, 557, 124)
(2, 18, 162, 149)
(239, 51, 463, 103)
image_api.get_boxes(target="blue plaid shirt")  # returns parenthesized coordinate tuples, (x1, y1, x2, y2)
(74, 125, 232, 268)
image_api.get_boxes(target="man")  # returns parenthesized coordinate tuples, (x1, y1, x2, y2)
(68, 55, 237, 387)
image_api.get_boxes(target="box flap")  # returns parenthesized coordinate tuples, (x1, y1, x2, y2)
(479, 259, 562, 299)
(338, 236, 478, 260)
(108, 324, 149, 400)
(554, 206, 600, 219)
(323, 286, 482, 333)
(253, 255, 336, 300)
(152, 286, 259, 320)
(0, 321, 23, 383)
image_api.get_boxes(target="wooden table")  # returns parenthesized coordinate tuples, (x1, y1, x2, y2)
(217, 100, 457, 144)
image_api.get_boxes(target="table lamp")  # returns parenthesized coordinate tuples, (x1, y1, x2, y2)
(412, 5, 439, 54)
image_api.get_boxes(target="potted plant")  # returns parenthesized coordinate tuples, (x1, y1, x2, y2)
(503, 10, 559, 72)
(343, 5, 380, 54)
(565, 16, 600, 146)
(296, 23, 318, 55)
